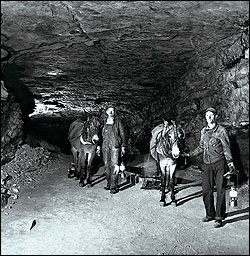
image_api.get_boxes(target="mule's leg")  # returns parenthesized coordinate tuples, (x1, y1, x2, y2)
(141, 177, 147, 189)
(71, 147, 79, 178)
(164, 166, 173, 205)
(79, 151, 87, 187)
(159, 164, 166, 207)
(169, 164, 177, 206)
(75, 151, 82, 179)
(166, 167, 171, 193)
(86, 151, 95, 188)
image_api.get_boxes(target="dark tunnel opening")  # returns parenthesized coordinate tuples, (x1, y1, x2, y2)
(22, 117, 73, 155)
(2, 64, 35, 118)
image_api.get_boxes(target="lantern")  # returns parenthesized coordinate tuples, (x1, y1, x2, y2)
(229, 186, 238, 207)
(119, 162, 126, 180)
(224, 168, 239, 207)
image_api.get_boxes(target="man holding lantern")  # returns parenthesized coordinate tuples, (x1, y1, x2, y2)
(182, 107, 236, 228)
(96, 105, 126, 194)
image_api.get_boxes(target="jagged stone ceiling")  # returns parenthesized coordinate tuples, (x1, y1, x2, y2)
(1, 1, 249, 117)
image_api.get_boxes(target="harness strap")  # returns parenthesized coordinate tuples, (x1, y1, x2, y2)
(80, 135, 92, 145)
(157, 129, 172, 157)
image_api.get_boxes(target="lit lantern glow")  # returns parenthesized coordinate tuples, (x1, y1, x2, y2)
(229, 186, 238, 207)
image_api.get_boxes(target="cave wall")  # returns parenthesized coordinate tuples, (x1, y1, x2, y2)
(175, 27, 249, 130)
(1, 93, 24, 164)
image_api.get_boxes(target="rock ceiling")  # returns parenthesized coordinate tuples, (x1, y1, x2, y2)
(1, 1, 249, 117)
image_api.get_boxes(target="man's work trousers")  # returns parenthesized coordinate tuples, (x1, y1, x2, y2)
(202, 158, 227, 220)
(102, 147, 120, 189)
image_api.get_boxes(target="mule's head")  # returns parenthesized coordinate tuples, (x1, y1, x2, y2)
(87, 116, 101, 144)
(162, 121, 185, 159)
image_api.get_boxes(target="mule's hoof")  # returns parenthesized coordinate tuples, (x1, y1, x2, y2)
(87, 183, 92, 188)
(110, 188, 119, 194)
(160, 201, 166, 207)
(172, 201, 177, 207)
(79, 182, 84, 187)
(75, 177, 80, 180)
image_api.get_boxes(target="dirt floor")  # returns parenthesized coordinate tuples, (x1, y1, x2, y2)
(1, 153, 249, 255)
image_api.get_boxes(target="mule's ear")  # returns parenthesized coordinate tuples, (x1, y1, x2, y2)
(163, 120, 169, 126)
(180, 128, 186, 139)
(171, 120, 176, 125)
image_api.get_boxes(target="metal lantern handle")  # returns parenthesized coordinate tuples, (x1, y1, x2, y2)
(235, 171, 239, 192)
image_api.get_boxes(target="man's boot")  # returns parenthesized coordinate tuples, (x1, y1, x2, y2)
(110, 173, 119, 194)
(104, 169, 111, 190)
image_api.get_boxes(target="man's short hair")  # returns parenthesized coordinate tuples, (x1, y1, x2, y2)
(205, 107, 217, 115)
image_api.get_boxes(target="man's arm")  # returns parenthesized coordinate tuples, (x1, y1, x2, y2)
(188, 128, 205, 157)
(220, 127, 233, 164)
(118, 119, 126, 148)
(118, 119, 126, 156)
(96, 119, 104, 156)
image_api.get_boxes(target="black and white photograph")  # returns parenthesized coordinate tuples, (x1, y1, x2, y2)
(1, 1, 249, 255)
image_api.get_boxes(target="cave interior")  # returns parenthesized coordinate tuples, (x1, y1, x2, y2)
(1, 1, 249, 182)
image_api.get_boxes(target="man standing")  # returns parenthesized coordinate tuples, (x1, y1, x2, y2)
(97, 105, 126, 194)
(183, 107, 235, 228)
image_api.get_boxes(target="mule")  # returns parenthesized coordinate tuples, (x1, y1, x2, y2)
(150, 120, 185, 206)
(68, 115, 101, 187)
